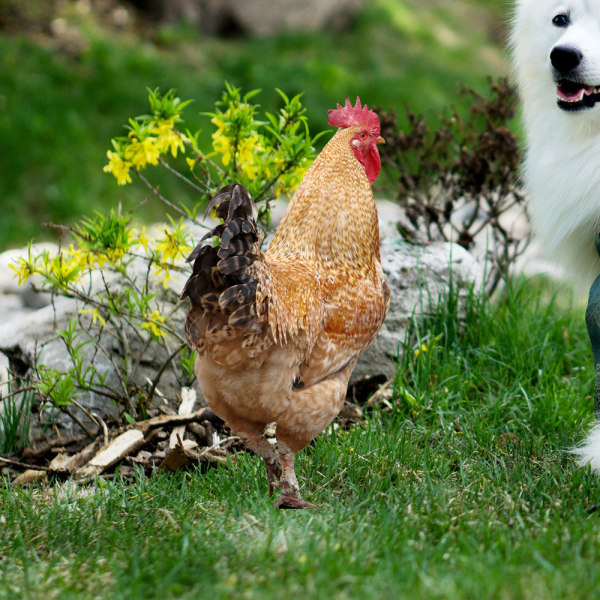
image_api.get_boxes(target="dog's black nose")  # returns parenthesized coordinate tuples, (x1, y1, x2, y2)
(550, 45, 583, 73)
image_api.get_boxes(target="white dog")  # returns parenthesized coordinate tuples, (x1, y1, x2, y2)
(512, 0, 600, 471)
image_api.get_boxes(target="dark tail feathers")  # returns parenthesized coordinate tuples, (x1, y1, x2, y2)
(180, 184, 260, 326)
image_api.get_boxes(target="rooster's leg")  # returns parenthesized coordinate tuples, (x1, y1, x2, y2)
(243, 436, 281, 497)
(273, 442, 315, 509)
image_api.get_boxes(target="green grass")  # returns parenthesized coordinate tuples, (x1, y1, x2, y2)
(2, 276, 599, 599)
(0, 0, 510, 248)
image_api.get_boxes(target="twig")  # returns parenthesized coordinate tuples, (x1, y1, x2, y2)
(93, 412, 109, 447)
(159, 159, 208, 195)
(56, 405, 97, 440)
(136, 171, 204, 226)
(0, 456, 50, 471)
(21, 433, 88, 459)
(146, 342, 187, 406)
(368, 379, 394, 407)
(198, 435, 239, 457)
(70, 398, 103, 431)
(0, 385, 37, 402)
(134, 408, 218, 433)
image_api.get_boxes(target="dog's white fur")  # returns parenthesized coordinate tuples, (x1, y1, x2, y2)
(511, 0, 600, 471)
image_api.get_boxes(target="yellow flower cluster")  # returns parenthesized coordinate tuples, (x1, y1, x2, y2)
(211, 114, 264, 179)
(151, 223, 192, 289)
(414, 343, 429, 357)
(10, 247, 78, 288)
(103, 151, 132, 186)
(149, 118, 185, 157)
(141, 310, 167, 339)
(10, 255, 35, 286)
(270, 159, 310, 199)
(71, 244, 129, 271)
(47, 250, 86, 288)
(128, 137, 160, 170)
(78, 307, 107, 327)
(10, 242, 133, 292)
(103, 117, 186, 185)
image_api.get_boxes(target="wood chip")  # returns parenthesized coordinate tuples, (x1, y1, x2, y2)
(76, 429, 145, 479)
(169, 388, 198, 450)
(181, 439, 198, 451)
(367, 379, 394, 408)
(49, 440, 100, 476)
(134, 408, 217, 434)
(170, 426, 185, 450)
(179, 388, 197, 412)
(187, 422, 207, 444)
(13, 469, 47, 486)
(48, 453, 72, 472)
(160, 436, 200, 472)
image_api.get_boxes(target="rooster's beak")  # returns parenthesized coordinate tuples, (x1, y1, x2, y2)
(376, 136, 385, 145)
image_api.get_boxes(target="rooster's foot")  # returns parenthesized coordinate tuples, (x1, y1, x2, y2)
(273, 494, 316, 510)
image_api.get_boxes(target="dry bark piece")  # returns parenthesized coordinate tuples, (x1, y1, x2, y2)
(13, 469, 47, 486)
(48, 453, 71, 472)
(21, 434, 88, 460)
(160, 436, 200, 472)
(170, 388, 197, 450)
(134, 408, 218, 434)
(49, 439, 101, 476)
(76, 429, 145, 479)
(367, 379, 394, 409)
(187, 422, 208, 444)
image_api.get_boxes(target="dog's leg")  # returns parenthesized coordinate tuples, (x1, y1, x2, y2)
(586, 234, 600, 418)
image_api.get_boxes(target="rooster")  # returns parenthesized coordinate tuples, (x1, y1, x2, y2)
(181, 98, 390, 508)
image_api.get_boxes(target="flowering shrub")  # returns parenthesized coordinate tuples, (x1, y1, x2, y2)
(6, 85, 319, 438)
(103, 84, 317, 225)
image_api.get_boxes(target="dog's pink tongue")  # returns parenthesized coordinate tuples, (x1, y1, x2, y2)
(557, 84, 595, 101)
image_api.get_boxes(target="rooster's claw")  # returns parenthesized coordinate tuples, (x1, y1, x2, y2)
(273, 494, 316, 509)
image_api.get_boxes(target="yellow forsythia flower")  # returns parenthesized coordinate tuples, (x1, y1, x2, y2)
(9, 257, 35, 285)
(155, 229, 190, 263)
(212, 132, 233, 166)
(414, 343, 428, 357)
(141, 310, 167, 339)
(151, 118, 186, 158)
(126, 138, 160, 170)
(78, 307, 107, 327)
(134, 226, 151, 253)
(149, 117, 175, 138)
(237, 134, 263, 179)
(103, 150, 132, 185)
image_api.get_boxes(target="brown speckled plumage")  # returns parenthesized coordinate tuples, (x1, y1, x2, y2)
(181, 117, 390, 508)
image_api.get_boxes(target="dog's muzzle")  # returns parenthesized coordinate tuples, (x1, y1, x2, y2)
(551, 44, 583, 73)
(550, 44, 600, 111)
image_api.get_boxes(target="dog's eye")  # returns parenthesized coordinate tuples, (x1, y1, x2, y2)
(552, 13, 570, 27)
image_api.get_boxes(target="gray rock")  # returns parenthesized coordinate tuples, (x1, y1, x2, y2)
(0, 255, 195, 437)
(145, 0, 363, 36)
(0, 245, 58, 321)
(209, 0, 363, 37)
(351, 239, 483, 382)
(0, 212, 481, 438)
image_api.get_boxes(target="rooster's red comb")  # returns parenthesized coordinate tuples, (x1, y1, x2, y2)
(327, 97, 380, 135)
